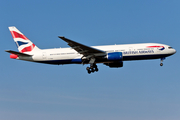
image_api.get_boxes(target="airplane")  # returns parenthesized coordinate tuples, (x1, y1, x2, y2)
(6, 26, 176, 74)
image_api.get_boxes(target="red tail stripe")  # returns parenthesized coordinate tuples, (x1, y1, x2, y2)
(10, 31, 29, 40)
(20, 44, 35, 53)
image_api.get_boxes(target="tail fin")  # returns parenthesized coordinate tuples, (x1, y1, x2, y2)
(8, 26, 40, 53)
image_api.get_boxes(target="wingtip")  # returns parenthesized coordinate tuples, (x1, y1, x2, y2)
(5, 50, 10, 52)
(58, 36, 65, 38)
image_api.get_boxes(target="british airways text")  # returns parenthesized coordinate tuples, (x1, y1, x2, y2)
(123, 50, 154, 55)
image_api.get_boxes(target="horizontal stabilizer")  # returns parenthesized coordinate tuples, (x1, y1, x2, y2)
(5, 50, 32, 57)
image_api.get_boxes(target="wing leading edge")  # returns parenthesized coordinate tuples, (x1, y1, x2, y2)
(58, 36, 106, 58)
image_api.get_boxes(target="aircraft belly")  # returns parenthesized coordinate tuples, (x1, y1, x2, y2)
(33, 53, 82, 64)
(35, 58, 82, 65)
(123, 54, 172, 61)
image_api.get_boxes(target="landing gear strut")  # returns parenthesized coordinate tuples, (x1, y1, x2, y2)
(86, 64, 98, 74)
(160, 57, 165, 66)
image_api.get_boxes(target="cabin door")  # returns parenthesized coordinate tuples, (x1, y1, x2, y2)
(42, 52, 46, 59)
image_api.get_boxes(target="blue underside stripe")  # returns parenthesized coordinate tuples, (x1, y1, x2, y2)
(37, 58, 82, 65)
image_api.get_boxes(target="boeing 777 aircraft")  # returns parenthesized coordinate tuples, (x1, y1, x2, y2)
(6, 26, 176, 74)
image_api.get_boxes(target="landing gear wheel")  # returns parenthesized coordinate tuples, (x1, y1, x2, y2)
(86, 67, 91, 74)
(95, 68, 98, 72)
(86, 67, 90, 70)
(94, 64, 97, 68)
(86, 63, 99, 74)
(91, 68, 95, 73)
(160, 63, 163, 66)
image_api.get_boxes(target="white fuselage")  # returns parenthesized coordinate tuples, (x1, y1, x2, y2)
(19, 43, 176, 65)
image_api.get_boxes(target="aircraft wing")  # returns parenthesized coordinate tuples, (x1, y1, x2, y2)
(58, 36, 106, 57)
(5, 50, 32, 57)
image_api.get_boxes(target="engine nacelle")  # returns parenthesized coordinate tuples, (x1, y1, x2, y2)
(107, 52, 123, 61)
(104, 61, 123, 68)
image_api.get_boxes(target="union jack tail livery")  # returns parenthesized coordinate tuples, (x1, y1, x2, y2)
(8, 26, 40, 53)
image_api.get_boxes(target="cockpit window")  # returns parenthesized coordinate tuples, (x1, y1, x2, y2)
(168, 47, 173, 49)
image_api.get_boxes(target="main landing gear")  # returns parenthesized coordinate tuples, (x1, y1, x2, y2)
(86, 64, 98, 74)
(86, 57, 99, 74)
(160, 57, 166, 66)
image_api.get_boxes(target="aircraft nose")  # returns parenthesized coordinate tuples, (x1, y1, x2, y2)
(173, 49, 176, 54)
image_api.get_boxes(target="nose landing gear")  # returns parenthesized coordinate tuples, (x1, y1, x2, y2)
(160, 63, 163, 66)
(160, 57, 166, 66)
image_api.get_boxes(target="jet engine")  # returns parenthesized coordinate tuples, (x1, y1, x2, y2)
(107, 52, 123, 61)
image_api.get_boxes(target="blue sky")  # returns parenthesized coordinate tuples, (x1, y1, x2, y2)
(0, 0, 180, 120)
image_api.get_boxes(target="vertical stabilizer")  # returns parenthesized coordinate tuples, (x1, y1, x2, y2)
(8, 26, 40, 53)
